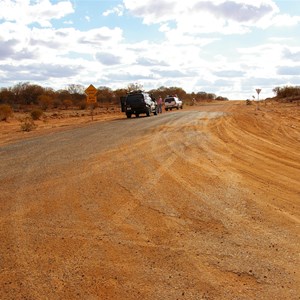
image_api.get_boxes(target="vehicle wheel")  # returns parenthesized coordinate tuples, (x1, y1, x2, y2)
(180, 106, 183, 109)
(176, 106, 179, 110)
(146, 107, 151, 117)
(154, 107, 158, 115)
(126, 113, 132, 118)
(136, 113, 139, 118)
(165, 108, 168, 111)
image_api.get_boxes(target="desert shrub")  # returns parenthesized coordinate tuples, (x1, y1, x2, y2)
(31, 108, 43, 120)
(0, 104, 13, 121)
(20, 118, 37, 132)
(246, 99, 252, 105)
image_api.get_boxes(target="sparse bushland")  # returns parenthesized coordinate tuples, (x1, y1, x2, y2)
(0, 104, 13, 121)
(0, 82, 229, 113)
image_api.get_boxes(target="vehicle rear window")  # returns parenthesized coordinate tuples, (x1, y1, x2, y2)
(164, 98, 174, 103)
(126, 94, 144, 104)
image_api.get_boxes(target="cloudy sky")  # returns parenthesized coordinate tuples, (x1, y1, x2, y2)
(0, 0, 299, 99)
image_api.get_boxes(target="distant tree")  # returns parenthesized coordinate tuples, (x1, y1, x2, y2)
(157, 86, 167, 92)
(67, 84, 85, 105)
(165, 87, 187, 100)
(127, 83, 143, 93)
(63, 99, 73, 109)
(190, 92, 197, 99)
(216, 96, 228, 101)
(12, 82, 44, 105)
(57, 90, 72, 107)
(149, 86, 187, 100)
(67, 84, 85, 94)
(38, 94, 53, 110)
(0, 88, 15, 105)
(0, 83, 231, 109)
(97, 86, 113, 104)
(149, 86, 168, 100)
(11, 82, 29, 104)
(207, 93, 216, 100)
(114, 88, 128, 105)
(272, 87, 280, 96)
(0, 104, 13, 121)
(197, 92, 207, 100)
(273, 85, 300, 98)
(197, 91, 216, 101)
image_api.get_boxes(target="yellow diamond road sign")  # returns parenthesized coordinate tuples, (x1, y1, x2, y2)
(85, 84, 97, 96)
(85, 84, 98, 103)
(87, 95, 97, 103)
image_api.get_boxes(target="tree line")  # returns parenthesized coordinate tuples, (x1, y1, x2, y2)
(272, 86, 300, 99)
(0, 82, 228, 111)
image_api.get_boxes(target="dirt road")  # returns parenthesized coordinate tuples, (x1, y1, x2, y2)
(0, 102, 299, 299)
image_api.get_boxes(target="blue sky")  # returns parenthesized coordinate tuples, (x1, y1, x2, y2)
(0, 0, 299, 99)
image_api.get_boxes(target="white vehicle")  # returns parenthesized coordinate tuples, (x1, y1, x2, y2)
(164, 96, 183, 111)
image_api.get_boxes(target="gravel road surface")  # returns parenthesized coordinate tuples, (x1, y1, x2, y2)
(1, 103, 299, 299)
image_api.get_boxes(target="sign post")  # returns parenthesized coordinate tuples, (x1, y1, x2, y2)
(85, 84, 98, 121)
(255, 88, 262, 109)
(256, 89, 261, 101)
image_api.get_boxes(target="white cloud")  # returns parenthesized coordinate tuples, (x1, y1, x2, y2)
(270, 14, 300, 27)
(0, 22, 124, 58)
(0, 0, 74, 27)
(0, 0, 299, 99)
(95, 52, 122, 65)
(121, 0, 299, 36)
(282, 48, 300, 62)
(277, 66, 300, 76)
(214, 70, 246, 78)
(237, 43, 284, 76)
(192, 1, 275, 22)
(103, 4, 124, 17)
(123, 0, 178, 24)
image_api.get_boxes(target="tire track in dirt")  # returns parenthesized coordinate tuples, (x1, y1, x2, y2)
(209, 107, 300, 208)
(1, 103, 299, 299)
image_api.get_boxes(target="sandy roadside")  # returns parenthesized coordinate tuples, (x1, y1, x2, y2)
(0, 100, 299, 299)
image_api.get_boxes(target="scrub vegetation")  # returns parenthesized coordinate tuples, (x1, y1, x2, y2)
(0, 82, 228, 116)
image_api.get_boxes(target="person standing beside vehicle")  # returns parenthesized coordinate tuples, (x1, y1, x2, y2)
(157, 95, 163, 113)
